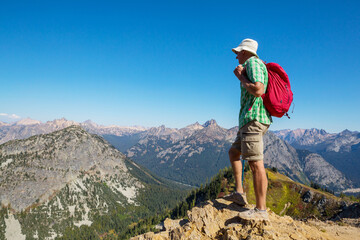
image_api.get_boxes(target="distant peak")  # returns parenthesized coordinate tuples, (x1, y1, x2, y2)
(0, 121, 9, 126)
(319, 129, 328, 134)
(148, 125, 166, 132)
(45, 118, 79, 128)
(51, 117, 69, 122)
(15, 118, 41, 126)
(186, 122, 204, 130)
(341, 129, 352, 134)
(203, 119, 217, 127)
(83, 119, 98, 127)
(305, 128, 328, 135)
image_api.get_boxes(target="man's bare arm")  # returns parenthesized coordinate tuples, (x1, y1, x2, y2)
(234, 65, 264, 97)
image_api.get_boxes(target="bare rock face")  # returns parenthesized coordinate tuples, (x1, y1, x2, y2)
(131, 198, 360, 240)
(302, 190, 314, 203)
(0, 125, 141, 211)
(301, 152, 349, 190)
(263, 131, 305, 182)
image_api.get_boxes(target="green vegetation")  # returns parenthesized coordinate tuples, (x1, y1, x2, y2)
(56, 159, 189, 240)
(118, 167, 229, 239)
(339, 192, 360, 202)
(0, 207, 8, 240)
(310, 181, 335, 195)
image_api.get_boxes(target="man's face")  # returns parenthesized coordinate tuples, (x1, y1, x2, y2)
(236, 51, 245, 64)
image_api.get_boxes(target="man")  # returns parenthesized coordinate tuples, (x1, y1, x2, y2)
(224, 38, 272, 220)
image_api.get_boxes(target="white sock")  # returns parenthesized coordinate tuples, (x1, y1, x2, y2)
(255, 207, 266, 212)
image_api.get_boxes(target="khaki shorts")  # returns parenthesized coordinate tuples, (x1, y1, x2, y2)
(231, 120, 269, 161)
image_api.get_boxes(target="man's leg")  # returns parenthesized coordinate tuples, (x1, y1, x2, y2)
(228, 147, 244, 193)
(249, 160, 268, 210)
(224, 147, 248, 206)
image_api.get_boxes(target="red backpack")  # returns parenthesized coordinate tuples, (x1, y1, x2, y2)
(262, 62, 293, 118)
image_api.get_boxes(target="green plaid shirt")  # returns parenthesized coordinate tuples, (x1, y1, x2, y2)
(239, 56, 272, 128)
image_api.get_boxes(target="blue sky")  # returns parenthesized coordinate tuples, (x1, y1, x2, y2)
(1, 0, 359, 133)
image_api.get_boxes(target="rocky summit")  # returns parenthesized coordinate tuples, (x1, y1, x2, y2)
(0, 125, 138, 211)
(131, 198, 360, 240)
(0, 125, 187, 239)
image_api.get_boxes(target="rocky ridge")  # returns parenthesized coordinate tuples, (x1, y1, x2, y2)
(81, 119, 147, 136)
(273, 128, 360, 153)
(0, 118, 147, 145)
(131, 198, 360, 240)
(274, 128, 331, 146)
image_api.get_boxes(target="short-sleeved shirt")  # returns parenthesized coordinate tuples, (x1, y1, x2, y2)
(238, 56, 272, 128)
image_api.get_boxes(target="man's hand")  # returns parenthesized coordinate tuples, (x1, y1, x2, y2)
(234, 65, 264, 97)
(233, 65, 245, 81)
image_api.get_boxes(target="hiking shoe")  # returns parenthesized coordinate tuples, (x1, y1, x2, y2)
(238, 208, 269, 221)
(223, 192, 248, 206)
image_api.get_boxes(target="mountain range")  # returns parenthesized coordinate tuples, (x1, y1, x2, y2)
(0, 118, 357, 192)
(0, 118, 146, 145)
(117, 120, 352, 192)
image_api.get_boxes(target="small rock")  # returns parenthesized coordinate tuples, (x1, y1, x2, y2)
(289, 232, 305, 240)
(302, 190, 313, 203)
(163, 218, 186, 231)
(317, 197, 327, 208)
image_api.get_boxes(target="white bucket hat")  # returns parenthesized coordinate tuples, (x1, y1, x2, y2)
(232, 38, 259, 58)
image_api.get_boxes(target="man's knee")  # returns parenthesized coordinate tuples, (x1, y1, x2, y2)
(249, 160, 265, 173)
(228, 147, 241, 161)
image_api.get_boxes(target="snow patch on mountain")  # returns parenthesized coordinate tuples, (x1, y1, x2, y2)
(4, 213, 26, 240)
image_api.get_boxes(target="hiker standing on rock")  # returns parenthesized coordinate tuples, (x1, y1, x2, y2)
(224, 38, 272, 220)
